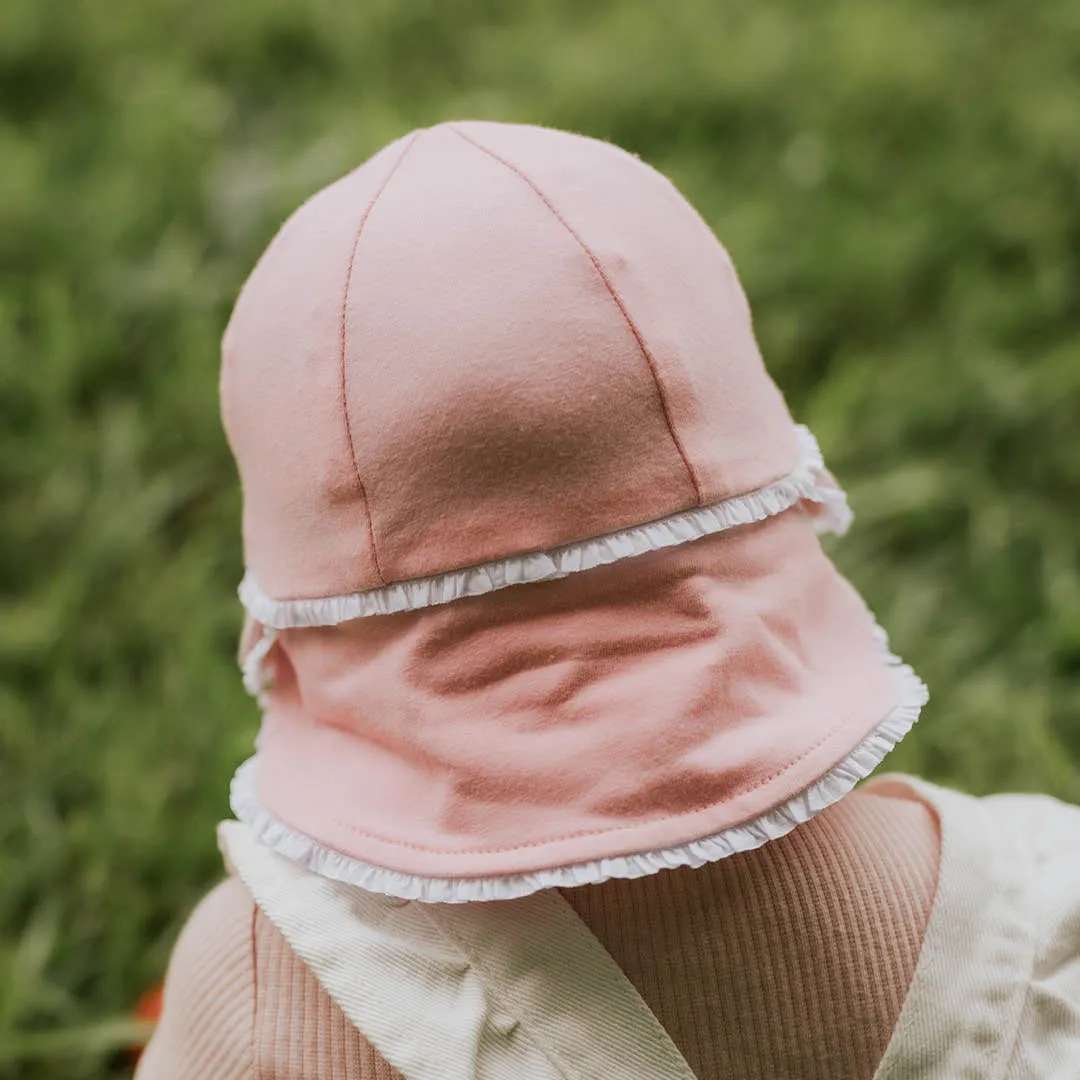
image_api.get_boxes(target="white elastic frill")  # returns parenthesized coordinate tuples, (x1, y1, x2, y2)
(240, 625, 278, 704)
(228, 637, 927, 905)
(239, 425, 852, 630)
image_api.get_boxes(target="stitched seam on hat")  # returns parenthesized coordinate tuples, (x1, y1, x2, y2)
(322, 693, 893, 854)
(338, 130, 426, 586)
(449, 124, 703, 506)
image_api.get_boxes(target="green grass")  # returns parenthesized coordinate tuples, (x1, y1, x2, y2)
(2, 0, 1080, 1075)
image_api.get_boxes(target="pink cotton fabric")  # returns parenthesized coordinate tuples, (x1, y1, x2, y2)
(220, 121, 797, 599)
(221, 119, 915, 884)
(253, 510, 897, 877)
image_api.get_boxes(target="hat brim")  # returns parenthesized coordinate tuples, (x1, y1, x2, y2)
(230, 510, 926, 900)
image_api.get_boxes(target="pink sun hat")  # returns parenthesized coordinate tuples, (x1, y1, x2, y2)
(222, 120, 927, 903)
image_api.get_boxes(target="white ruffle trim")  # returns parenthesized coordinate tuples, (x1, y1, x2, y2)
(228, 638, 927, 904)
(239, 425, 852, 630)
(240, 626, 278, 702)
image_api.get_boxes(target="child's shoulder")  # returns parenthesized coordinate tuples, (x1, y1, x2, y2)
(169, 876, 256, 987)
(136, 878, 256, 1077)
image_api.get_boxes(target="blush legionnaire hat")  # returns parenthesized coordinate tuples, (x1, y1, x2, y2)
(222, 120, 927, 903)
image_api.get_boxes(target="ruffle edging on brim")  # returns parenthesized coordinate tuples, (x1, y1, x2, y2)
(238, 425, 852, 630)
(228, 636, 927, 904)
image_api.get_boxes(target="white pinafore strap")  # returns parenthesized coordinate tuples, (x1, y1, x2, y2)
(219, 820, 699, 1080)
(865, 775, 1080, 1080)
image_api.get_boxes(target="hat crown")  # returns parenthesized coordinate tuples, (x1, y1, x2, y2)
(221, 121, 796, 600)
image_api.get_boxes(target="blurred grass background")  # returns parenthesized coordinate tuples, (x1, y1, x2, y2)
(2, 0, 1080, 1074)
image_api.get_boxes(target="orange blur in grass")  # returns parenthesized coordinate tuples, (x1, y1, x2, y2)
(131, 983, 164, 1063)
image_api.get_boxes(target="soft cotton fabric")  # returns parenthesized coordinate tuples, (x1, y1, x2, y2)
(219, 118, 928, 896)
(221, 121, 798, 600)
(137, 786, 940, 1080)
(235, 423, 851, 630)
(869, 777, 1080, 1077)
(249, 511, 901, 879)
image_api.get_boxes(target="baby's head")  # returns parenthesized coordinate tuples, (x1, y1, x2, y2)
(220, 122, 925, 902)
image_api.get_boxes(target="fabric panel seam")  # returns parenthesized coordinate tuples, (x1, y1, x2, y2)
(448, 123, 702, 505)
(338, 129, 427, 586)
